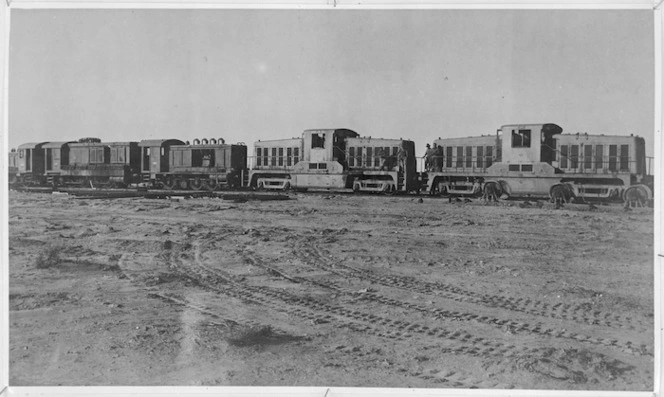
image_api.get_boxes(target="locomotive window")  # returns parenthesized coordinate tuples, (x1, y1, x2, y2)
(486, 146, 493, 168)
(508, 164, 520, 171)
(595, 145, 603, 169)
(19, 149, 24, 158)
(256, 147, 262, 157)
(294, 147, 299, 164)
(466, 147, 473, 168)
(192, 149, 209, 167)
(91, 148, 104, 163)
(620, 145, 629, 171)
(609, 145, 618, 171)
(511, 129, 531, 148)
(311, 133, 325, 149)
(309, 163, 317, 170)
(366, 147, 372, 167)
(145, 148, 150, 156)
(318, 163, 327, 169)
(161, 147, 165, 156)
(172, 150, 180, 166)
(446, 146, 453, 168)
(456, 147, 463, 168)
(570, 145, 579, 169)
(278, 148, 284, 166)
(521, 164, 533, 172)
(271, 148, 277, 166)
(476, 146, 484, 168)
(560, 145, 568, 168)
(348, 147, 355, 167)
(584, 145, 593, 170)
(287, 148, 292, 167)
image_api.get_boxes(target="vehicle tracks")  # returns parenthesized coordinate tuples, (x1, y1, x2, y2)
(291, 236, 648, 332)
(138, 241, 638, 386)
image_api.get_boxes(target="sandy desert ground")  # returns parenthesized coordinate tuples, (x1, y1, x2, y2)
(7, 190, 654, 390)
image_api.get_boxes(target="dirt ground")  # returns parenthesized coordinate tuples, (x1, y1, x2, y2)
(7, 190, 654, 390)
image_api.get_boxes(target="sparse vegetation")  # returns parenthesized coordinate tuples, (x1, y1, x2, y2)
(35, 246, 62, 269)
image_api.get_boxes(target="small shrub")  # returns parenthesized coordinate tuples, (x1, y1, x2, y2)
(35, 247, 62, 269)
(226, 325, 274, 347)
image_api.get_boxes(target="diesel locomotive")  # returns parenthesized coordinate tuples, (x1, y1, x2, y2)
(250, 128, 418, 193)
(422, 123, 652, 202)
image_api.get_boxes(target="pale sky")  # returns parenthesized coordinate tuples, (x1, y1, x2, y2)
(8, 9, 655, 159)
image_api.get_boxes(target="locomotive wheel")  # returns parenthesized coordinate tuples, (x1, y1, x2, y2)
(190, 178, 203, 191)
(173, 178, 189, 190)
(203, 180, 216, 191)
(163, 176, 175, 190)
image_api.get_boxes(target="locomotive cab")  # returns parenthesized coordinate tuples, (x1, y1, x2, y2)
(499, 123, 563, 170)
(301, 128, 358, 167)
(139, 139, 185, 184)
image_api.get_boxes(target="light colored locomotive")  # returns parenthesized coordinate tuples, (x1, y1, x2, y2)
(250, 128, 418, 192)
(424, 123, 651, 202)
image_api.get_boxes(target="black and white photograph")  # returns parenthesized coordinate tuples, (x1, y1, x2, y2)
(3, 6, 657, 392)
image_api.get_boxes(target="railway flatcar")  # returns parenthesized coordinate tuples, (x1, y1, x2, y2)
(250, 128, 417, 192)
(157, 138, 248, 190)
(59, 140, 141, 187)
(424, 123, 651, 202)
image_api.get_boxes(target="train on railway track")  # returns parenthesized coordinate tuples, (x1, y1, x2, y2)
(7, 122, 654, 205)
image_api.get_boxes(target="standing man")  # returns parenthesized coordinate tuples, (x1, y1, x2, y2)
(397, 144, 407, 173)
(424, 144, 433, 171)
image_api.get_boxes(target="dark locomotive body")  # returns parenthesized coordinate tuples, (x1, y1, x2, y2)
(57, 141, 142, 187)
(139, 138, 247, 190)
(423, 123, 652, 202)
